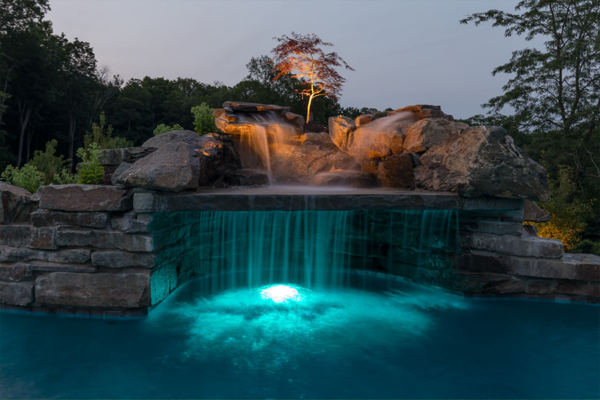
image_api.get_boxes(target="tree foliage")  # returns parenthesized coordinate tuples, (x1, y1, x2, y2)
(462, 0, 600, 249)
(271, 32, 354, 123)
(153, 123, 184, 136)
(76, 142, 104, 185)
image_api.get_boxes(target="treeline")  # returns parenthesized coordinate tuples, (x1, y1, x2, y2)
(0, 1, 376, 174)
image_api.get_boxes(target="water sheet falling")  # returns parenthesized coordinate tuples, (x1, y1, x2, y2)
(150, 209, 459, 304)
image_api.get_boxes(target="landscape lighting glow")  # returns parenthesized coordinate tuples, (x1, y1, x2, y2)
(260, 285, 303, 303)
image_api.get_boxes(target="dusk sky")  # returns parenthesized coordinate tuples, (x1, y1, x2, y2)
(47, 0, 543, 119)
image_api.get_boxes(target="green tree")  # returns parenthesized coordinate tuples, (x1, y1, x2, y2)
(76, 142, 104, 185)
(191, 103, 217, 135)
(28, 139, 69, 185)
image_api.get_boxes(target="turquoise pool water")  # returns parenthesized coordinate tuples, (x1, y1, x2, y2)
(1, 274, 598, 399)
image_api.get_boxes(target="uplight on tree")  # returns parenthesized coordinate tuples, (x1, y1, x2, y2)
(271, 32, 354, 123)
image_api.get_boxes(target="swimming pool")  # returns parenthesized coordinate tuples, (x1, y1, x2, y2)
(1, 274, 598, 399)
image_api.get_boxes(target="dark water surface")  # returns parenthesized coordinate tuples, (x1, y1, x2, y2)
(1, 276, 598, 399)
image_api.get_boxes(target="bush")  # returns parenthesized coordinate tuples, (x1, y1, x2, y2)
(76, 143, 105, 185)
(534, 166, 593, 250)
(153, 123, 184, 136)
(571, 239, 600, 256)
(191, 103, 217, 135)
(83, 112, 133, 151)
(1, 164, 44, 194)
(28, 140, 70, 185)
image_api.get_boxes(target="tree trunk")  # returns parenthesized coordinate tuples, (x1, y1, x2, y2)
(68, 114, 77, 172)
(16, 99, 32, 167)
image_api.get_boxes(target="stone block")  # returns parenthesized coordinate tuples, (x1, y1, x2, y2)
(110, 212, 150, 233)
(0, 281, 34, 305)
(523, 200, 551, 222)
(55, 229, 153, 252)
(35, 272, 151, 308)
(29, 227, 57, 250)
(0, 225, 32, 247)
(24, 260, 96, 273)
(469, 220, 524, 236)
(0, 246, 91, 263)
(0, 263, 31, 281)
(1, 181, 32, 225)
(91, 250, 155, 268)
(39, 185, 133, 212)
(111, 162, 131, 185)
(468, 232, 563, 258)
(31, 210, 108, 228)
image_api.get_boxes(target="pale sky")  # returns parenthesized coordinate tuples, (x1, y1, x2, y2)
(47, 0, 543, 119)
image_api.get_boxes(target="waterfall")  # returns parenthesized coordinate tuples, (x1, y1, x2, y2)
(236, 112, 298, 184)
(151, 209, 460, 302)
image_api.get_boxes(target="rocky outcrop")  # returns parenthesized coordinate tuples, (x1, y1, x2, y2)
(415, 126, 549, 201)
(1, 181, 32, 225)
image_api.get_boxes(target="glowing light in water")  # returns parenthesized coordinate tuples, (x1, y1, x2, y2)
(260, 285, 303, 303)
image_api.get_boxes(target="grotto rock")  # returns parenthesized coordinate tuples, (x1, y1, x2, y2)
(283, 111, 305, 128)
(414, 126, 550, 201)
(39, 185, 133, 212)
(55, 229, 153, 252)
(377, 153, 415, 189)
(0, 181, 32, 225)
(35, 272, 151, 308)
(118, 142, 200, 192)
(310, 171, 376, 188)
(196, 136, 242, 187)
(403, 118, 469, 153)
(0, 263, 31, 282)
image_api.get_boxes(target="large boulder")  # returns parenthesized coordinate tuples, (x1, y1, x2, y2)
(403, 118, 469, 153)
(394, 105, 454, 121)
(117, 142, 200, 192)
(0, 181, 32, 225)
(120, 133, 241, 191)
(414, 126, 549, 201)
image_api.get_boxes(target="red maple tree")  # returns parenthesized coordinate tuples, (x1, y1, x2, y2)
(271, 32, 354, 123)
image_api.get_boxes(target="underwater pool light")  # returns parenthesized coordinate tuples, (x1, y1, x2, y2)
(260, 285, 303, 303)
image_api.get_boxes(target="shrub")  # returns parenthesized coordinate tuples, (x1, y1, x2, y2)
(83, 112, 133, 150)
(55, 168, 79, 184)
(534, 166, 593, 250)
(76, 143, 105, 185)
(153, 123, 184, 136)
(1, 164, 44, 194)
(28, 140, 70, 185)
(571, 239, 600, 256)
(191, 103, 217, 135)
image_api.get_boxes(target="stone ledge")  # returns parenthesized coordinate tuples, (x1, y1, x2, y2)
(91, 250, 155, 268)
(31, 210, 108, 228)
(457, 250, 599, 281)
(467, 232, 563, 258)
(35, 272, 151, 308)
(132, 188, 528, 213)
